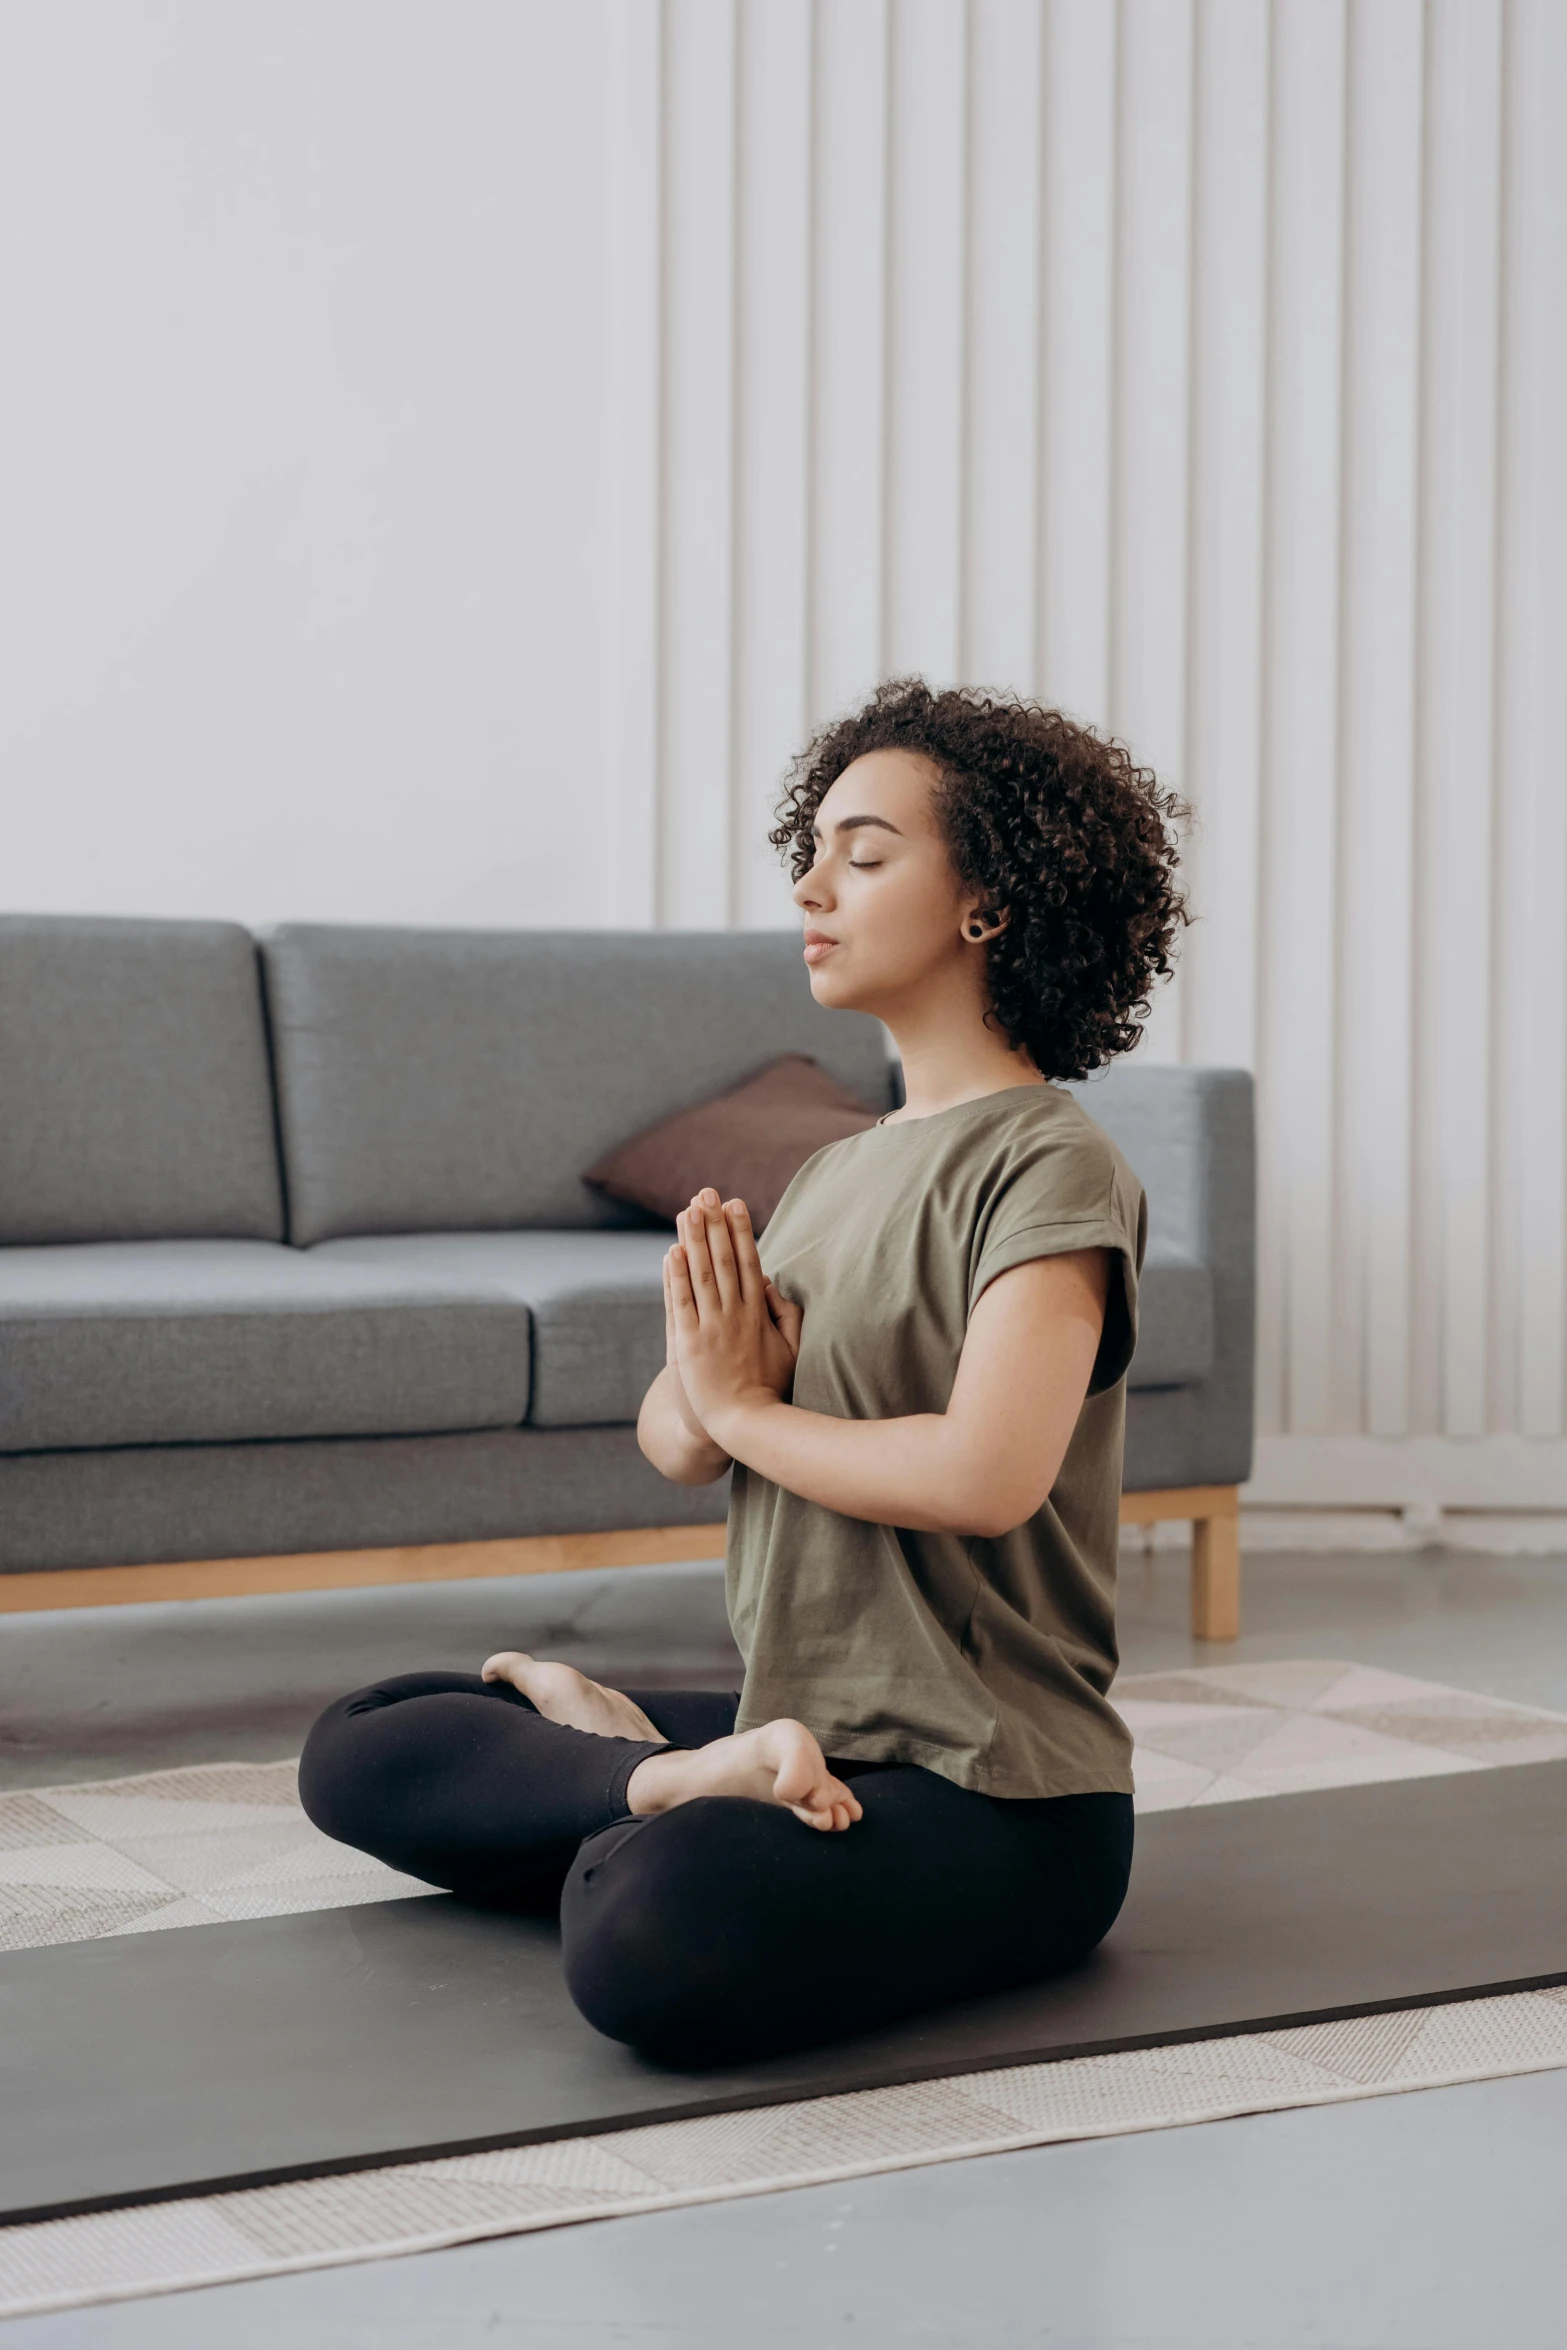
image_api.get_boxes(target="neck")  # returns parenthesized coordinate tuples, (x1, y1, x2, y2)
(881, 1002, 1043, 1121)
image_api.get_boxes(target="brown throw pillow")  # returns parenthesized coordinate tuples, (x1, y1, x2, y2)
(581, 1054, 882, 1233)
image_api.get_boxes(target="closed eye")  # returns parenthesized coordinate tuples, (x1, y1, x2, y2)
(849, 860, 881, 870)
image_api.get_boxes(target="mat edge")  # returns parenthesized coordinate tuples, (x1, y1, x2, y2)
(5, 1964, 1566, 2231)
(8, 2005, 1567, 2326)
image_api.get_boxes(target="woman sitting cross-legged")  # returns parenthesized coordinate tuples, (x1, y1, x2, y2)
(299, 676, 1187, 2068)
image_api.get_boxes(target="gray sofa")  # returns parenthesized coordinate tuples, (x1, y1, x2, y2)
(0, 915, 1254, 1597)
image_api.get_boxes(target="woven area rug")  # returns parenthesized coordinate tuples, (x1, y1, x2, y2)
(5, 1660, 1566, 1956)
(4, 1987, 1567, 2319)
(3, 1660, 1566, 2320)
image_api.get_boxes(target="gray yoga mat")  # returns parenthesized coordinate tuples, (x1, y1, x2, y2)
(2, 1759, 1564, 2226)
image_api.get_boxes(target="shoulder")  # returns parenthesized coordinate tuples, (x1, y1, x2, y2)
(977, 1086, 1122, 1188)
(973, 1089, 1144, 1247)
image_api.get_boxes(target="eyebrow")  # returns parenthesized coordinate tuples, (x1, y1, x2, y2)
(808, 814, 905, 842)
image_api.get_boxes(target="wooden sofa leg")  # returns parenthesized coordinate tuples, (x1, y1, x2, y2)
(1190, 1500, 1241, 1641)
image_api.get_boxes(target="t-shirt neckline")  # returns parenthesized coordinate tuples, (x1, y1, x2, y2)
(875, 1081, 1056, 1130)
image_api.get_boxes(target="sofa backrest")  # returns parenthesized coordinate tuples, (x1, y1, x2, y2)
(0, 915, 285, 1245)
(1067, 1058, 1256, 1440)
(260, 925, 894, 1244)
(1065, 1063, 1247, 1257)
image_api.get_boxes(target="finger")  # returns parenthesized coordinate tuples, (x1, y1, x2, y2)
(723, 1199, 766, 1304)
(692, 1200, 739, 1315)
(662, 1251, 678, 1356)
(667, 1242, 699, 1330)
(764, 1280, 804, 1348)
(674, 1210, 699, 1292)
(677, 1206, 716, 1301)
(701, 1195, 742, 1310)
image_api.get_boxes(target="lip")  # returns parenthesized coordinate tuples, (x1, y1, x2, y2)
(802, 931, 838, 963)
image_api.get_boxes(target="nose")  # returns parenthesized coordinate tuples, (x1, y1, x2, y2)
(792, 855, 829, 912)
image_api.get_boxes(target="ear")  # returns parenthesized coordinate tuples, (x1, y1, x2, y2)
(962, 906, 1009, 943)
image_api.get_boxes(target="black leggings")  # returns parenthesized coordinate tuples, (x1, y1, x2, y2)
(298, 1674, 1133, 2068)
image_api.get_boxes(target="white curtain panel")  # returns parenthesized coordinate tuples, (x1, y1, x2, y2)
(607, 0, 1567, 1508)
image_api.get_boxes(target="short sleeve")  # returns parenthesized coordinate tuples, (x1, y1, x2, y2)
(969, 1165, 1148, 1397)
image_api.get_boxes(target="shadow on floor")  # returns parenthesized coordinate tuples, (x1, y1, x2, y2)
(4, 1542, 1567, 1790)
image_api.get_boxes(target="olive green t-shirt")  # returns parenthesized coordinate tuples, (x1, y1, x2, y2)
(725, 1081, 1147, 1801)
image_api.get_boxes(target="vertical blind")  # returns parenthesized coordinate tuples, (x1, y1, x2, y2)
(606, 0, 1567, 1501)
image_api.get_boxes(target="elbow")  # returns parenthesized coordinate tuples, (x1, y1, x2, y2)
(967, 1513, 1005, 1542)
(948, 1468, 1058, 1542)
(635, 1418, 681, 1484)
(932, 1487, 1012, 1541)
(931, 1419, 1059, 1540)
(664, 1453, 732, 1488)
(961, 1504, 1025, 1541)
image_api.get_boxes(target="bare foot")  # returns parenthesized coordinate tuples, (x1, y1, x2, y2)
(625, 1718, 863, 1833)
(481, 1652, 667, 1744)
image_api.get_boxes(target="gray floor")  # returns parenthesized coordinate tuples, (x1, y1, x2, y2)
(7, 1540, 1567, 1790)
(4, 1542, 1566, 2343)
(7, 2066, 1565, 2348)
(0, 1556, 743, 1790)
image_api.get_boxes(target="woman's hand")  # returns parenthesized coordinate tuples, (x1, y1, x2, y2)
(663, 1190, 800, 1375)
(667, 1188, 801, 1439)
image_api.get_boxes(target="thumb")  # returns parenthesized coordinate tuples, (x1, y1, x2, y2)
(766, 1279, 803, 1335)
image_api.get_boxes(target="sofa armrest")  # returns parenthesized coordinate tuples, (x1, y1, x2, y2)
(1066, 1064, 1257, 1490)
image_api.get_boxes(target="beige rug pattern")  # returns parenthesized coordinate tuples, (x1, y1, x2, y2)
(4, 1661, 1567, 1955)
(3, 1660, 1566, 2319)
(4, 1987, 1566, 2319)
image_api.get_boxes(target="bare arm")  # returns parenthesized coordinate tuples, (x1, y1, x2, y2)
(669, 1193, 1110, 1540)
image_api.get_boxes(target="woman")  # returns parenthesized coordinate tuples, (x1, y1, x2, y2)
(300, 677, 1187, 2068)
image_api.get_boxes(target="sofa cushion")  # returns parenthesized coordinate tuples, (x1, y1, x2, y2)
(0, 916, 284, 1246)
(0, 1243, 531, 1452)
(260, 926, 894, 1245)
(582, 1054, 881, 1232)
(312, 1231, 673, 1428)
(314, 1230, 1213, 1431)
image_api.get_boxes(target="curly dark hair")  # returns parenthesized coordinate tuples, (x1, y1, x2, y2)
(768, 677, 1190, 1083)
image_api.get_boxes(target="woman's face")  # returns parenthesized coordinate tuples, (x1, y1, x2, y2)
(791, 748, 981, 1015)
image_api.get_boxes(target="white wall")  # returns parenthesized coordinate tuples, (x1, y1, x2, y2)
(4, 2, 1567, 1509)
(1, 0, 618, 928)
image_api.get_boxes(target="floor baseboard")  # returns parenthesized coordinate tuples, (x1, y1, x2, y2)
(1126, 1508, 1567, 1556)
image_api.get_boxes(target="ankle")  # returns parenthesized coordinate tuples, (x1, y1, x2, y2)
(625, 1750, 683, 1817)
